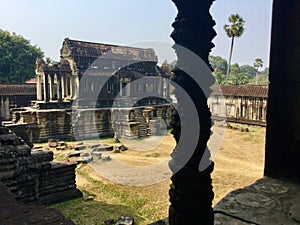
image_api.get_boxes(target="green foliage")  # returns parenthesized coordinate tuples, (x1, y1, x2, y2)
(210, 55, 268, 86)
(209, 55, 228, 75)
(0, 30, 44, 83)
(254, 58, 263, 70)
(248, 67, 269, 85)
(224, 14, 245, 38)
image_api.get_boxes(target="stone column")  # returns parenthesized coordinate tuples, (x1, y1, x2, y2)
(168, 1, 216, 224)
(49, 74, 55, 101)
(57, 74, 63, 102)
(120, 81, 123, 96)
(36, 74, 43, 101)
(61, 74, 65, 100)
(265, 0, 300, 177)
(43, 73, 50, 102)
(65, 76, 70, 98)
(70, 76, 73, 99)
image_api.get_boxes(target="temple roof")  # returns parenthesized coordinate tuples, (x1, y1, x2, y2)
(0, 84, 36, 96)
(211, 85, 269, 98)
(61, 38, 158, 62)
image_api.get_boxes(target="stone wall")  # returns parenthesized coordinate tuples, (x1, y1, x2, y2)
(0, 125, 82, 204)
(208, 95, 268, 126)
(10, 104, 173, 143)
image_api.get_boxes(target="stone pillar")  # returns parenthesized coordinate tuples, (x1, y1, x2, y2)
(57, 74, 63, 102)
(126, 82, 130, 96)
(43, 73, 50, 102)
(70, 76, 73, 99)
(61, 74, 65, 100)
(73, 74, 79, 99)
(168, 1, 216, 225)
(36, 74, 43, 101)
(49, 74, 55, 101)
(265, 0, 300, 177)
(65, 76, 70, 98)
(120, 81, 123, 96)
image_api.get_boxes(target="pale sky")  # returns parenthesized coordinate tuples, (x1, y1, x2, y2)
(0, 0, 273, 68)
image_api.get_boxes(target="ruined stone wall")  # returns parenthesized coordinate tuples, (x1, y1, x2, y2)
(0, 125, 82, 204)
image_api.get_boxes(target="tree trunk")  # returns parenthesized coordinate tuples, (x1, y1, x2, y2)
(226, 36, 235, 85)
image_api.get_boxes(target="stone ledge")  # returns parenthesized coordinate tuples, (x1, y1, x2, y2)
(150, 177, 300, 224)
(214, 177, 300, 224)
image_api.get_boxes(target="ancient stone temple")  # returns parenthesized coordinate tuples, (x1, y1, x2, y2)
(34, 38, 170, 108)
(10, 39, 173, 142)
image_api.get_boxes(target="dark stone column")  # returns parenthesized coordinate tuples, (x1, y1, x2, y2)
(168, 1, 216, 225)
(36, 74, 43, 101)
(43, 73, 50, 102)
(265, 0, 300, 178)
(57, 73, 63, 102)
(49, 74, 55, 101)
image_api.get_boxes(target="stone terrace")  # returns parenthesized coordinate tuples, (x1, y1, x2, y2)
(0, 125, 82, 205)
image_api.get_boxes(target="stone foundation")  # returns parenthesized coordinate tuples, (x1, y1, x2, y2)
(9, 104, 173, 143)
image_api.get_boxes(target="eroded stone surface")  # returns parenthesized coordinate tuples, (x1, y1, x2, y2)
(214, 177, 300, 225)
(291, 200, 300, 223)
(235, 192, 272, 208)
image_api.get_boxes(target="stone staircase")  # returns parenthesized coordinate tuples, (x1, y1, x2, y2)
(134, 109, 150, 137)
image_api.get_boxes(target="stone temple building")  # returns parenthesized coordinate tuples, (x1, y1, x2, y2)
(34, 38, 170, 108)
(11, 38, 173, 142)
(208, 85, 268, 126)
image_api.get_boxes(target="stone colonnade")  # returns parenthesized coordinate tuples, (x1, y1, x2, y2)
(36, 72, 73, 102)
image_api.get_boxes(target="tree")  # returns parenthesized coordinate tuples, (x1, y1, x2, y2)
(224, 14, 245, 85)
(0, 30, 44, 83)
(239, 65, 256, 79)
(254, 58, 263, 85)
(209, 55, 228, 85)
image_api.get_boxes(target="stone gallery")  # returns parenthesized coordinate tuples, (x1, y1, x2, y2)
(11, 38, 173, 142)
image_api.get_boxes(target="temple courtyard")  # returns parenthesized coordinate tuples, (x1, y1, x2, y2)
(41, 123, 265, 225)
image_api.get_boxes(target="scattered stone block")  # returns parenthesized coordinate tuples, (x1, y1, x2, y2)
(116, 215, 134, 225)
(68, 151, 82, 158)
(91, 151, 102, 159)
(76, 156, 93, 164)
(74, 144, 86, 151)
(90, 144, 100, 149)
(56, 146, 65, 151)
(93, 144, 113, 152)
(80, 152, 90, 157)
(102, 155, 111, 161)
(48, 139, 58, 148)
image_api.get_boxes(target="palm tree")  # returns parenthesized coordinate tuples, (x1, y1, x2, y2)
(254, 58, 263, 85)
(224, 14, 245, 85)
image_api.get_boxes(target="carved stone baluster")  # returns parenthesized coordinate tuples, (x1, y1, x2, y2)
(169, 1, 216, 224)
